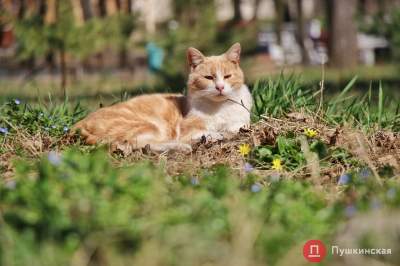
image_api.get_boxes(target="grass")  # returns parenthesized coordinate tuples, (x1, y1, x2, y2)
(2, 63, 400, 107)
(0, 75, 400, 266)
(245, 63, 400, 85)
(0, 99, 86, 138)
(252, 75, 400, 131)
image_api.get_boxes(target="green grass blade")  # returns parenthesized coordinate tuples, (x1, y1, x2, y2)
(378, 81, 384, 127)
(331, 76, 358, 106)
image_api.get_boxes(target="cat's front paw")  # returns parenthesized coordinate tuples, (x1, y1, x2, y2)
(150, 142, 192, 154)
(204, 132, 224, 141)
(191, 131, 225, 143)
(172, 143, 193, 153)
(192, 131, 224, 143)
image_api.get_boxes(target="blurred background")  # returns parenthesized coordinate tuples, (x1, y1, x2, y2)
(1, 0, 400, 105)
(1, 3, 400, 265)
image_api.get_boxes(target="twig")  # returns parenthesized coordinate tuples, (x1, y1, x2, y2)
(260, 114, 300, 125)
(299, 135, 320, 185)
(226, 98, 251, 114)
(317, 59, 326, 115)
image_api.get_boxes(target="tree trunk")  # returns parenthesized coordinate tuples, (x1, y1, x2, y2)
(46, 51, 57, 74)
(60, 48, 67, 98)
(127, 0, 133, 13)
(274, 0, 284, 45)
(119, 0, 131, 68)
(232, 0, 242, 23)
(38, 0, 46, 17)
(26, 0, 38, 16)
(71, 0, 84, 25)
(45, 0, 57, 24)
(18, 0, 26, 19)
(98, 0, 107, 17)
(119, 48, 128, 68)
(89, 0, 99, 17)
(106, 0, 118, 15)
(326, 0, 358, 68)
(252, 0, 262, 21)
(296, 0, 309, 64)
(378, 0, 387, 14)
(359, 0, 366, 16)
(119, 0, 132, 13)
(144, 0, 156, 34)
(2, 0, 15, 16)
(81, 0, 93, 19)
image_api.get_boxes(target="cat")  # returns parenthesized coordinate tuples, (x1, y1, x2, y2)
(73, 43, 252, 152)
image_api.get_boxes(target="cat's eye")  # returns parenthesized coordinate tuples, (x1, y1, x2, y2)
(224, 74, 232, 79)
(204, 75, 214, 80)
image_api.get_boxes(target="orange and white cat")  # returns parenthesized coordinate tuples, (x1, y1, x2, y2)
(73, 43, 252, 152)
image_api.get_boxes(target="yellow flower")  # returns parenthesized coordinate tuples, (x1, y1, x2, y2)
(304, 128, 318, 138)
(272, 158, 283, 171)
(239, 143, 251, 156)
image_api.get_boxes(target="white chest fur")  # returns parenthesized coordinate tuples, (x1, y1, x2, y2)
(189, 85, 252, 133)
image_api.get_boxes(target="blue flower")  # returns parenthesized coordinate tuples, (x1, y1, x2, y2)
(63, 126, 69, 133)
(51, 125, 57, 129)
(190, 177, 199, 186)
(338, 174, 350, 185)
(0, 127, 9, 134)
(387, 188, 396, 200)
(14, 99, 21, 105)
(345, 205, 357, 218)
(359, 167, 372, 180)
(244, 162, 254, 173)
(48, 151, 62, 166)
(251, 183, 262, 193)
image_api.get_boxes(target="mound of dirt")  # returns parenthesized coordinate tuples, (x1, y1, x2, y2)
(118, 115, 400, 180)
(2, 116, 399, 182)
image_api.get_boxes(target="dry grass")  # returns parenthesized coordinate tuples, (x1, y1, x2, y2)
(2, 114, 398, 187)
(138, 115, 399, 183)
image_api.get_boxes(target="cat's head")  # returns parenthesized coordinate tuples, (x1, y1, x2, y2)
(187, 43, 244, 102)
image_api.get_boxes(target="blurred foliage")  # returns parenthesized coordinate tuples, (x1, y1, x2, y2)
(0, 147, 399, 265)
(13, 1, 136, 61)
(152, 0, 259, 89)
(359, 8, 400, 61)
(152, 1, 218, 89)
(0, 148, 331, 265)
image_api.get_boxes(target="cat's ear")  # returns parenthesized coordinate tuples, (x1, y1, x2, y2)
(225, 43, 241, 64)
(187, 47, 205, 69)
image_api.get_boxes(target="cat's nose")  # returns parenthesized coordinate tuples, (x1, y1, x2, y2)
(216, 83, 224, 92)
